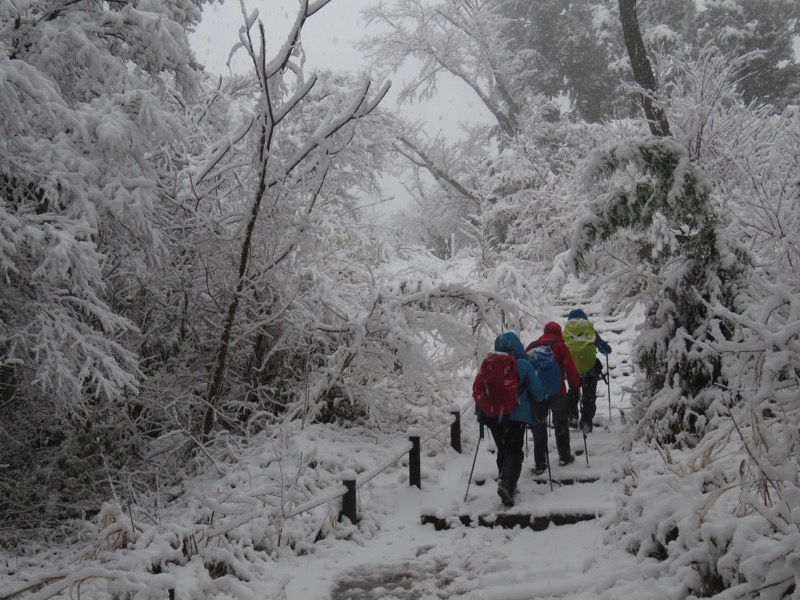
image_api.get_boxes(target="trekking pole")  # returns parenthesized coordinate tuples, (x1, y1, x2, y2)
(583, 430, 590, 468)
(545, 412, 553, 491)
(525, 425, 529, 456)
(465, 431, 482, 502)
(606, 354, 612, 422)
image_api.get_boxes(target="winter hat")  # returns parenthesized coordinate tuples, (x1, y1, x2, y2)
(543, 321, 562, 336)
(568, 308, 589, 320)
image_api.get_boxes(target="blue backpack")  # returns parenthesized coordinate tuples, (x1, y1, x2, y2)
(527, 341, 562, 397)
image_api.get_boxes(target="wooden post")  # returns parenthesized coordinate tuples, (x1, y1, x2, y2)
(450, 410, 462, 453)
(409, 435, 421, 489)
(340, 478, 358, 523)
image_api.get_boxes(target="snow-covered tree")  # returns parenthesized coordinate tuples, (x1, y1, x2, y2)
(362, 0, 609, 281)
(193, 7, 390, 438)
(497, 0, 626, 122)
(589, 36, 800, 597)
(695, 0, 800, 109)
(362, 0, 527, 138)
(573, 137, 751, 445)
(0, 0, 207, 521)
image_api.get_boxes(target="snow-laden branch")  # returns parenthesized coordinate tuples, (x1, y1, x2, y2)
(395, 135, 480, 206)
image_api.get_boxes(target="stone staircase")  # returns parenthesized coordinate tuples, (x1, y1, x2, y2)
(310, 291, 639, 600)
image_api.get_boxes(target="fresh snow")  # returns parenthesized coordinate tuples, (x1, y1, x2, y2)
(7, 273, 793, 600)
(276, 289, 651, 599)
(2, 282, 666, 600)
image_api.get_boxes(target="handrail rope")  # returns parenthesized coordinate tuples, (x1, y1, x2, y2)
(423, 398, 474, 444)
(357, 440, 414, 488)
(361, 397, 474, 485)
(277, 398, 474, 520)
(283, 484, 349, 520)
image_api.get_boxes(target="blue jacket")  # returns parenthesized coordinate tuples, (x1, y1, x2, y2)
(493, 331, 546, 426)
(567, 309, 612, 356)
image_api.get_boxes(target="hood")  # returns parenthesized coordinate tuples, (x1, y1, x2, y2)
(494, 331, 526, 359)
(568, 308, 588, 320)
(543, 321, 562, 336)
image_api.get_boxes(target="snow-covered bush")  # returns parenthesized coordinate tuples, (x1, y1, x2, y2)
(0, 414, 468, 599)
(601, 45, 800, 598)
(0, 0, 205, 525)
(574, 136, 751, 446)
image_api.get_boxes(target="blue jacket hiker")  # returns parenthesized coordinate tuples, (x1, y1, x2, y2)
(562, 308, 612, 434)
(476, 331, 546, 507)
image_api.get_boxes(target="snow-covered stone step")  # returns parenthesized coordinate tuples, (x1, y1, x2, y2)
(529, 475, 601, 486)
(420, 510, 605, 531)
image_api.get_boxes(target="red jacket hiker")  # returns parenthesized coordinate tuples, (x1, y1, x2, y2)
(527, 321, 582, 471)
(527, 321, 581, 395)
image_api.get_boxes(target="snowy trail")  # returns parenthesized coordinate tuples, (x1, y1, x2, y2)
(281, 291, 643, 599)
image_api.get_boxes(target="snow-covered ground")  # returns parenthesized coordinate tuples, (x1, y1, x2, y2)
(275, 291, 651, 599)
(2, 285, 668, 600)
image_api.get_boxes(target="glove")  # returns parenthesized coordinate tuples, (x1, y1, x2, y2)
(598, 340, 612, 356)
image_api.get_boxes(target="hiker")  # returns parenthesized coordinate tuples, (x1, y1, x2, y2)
(527, 322, 582, 469)
(475, 331, 546, 507)
(563, 309, 612, 434)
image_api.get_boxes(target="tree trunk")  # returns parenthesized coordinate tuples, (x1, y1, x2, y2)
(199, 12, 389, 440)
(618, 0, 671, 138)
(202, 137, 271, 437)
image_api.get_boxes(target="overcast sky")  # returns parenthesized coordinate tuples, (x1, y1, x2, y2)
(191, 0, 491, 215)
(192, 1, 370, 75)
(191, 0, 491, 141)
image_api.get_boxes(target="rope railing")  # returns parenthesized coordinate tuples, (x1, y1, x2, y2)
(283, 485, 349, 521)
(279, 401, 474, 525)
(338, 401, 473, 522)
(356, 440, 414, 489)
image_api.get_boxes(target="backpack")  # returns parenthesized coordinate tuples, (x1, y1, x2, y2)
(472, 352, 518, 418)
(527, 340, 562, 397)
(563, 318, 597, 373)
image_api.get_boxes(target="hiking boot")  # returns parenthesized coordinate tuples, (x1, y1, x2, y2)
(497, 483, 515, 507)
(558, 454, 575, 467)
(532, 465, 547, 476)
(581, 421, 593, 434)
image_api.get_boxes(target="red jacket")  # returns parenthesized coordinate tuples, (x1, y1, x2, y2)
(526, 321, 581, 395)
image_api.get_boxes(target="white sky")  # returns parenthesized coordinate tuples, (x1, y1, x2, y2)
(190, 0, 491, 142)
(191, 0, 492, 216)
